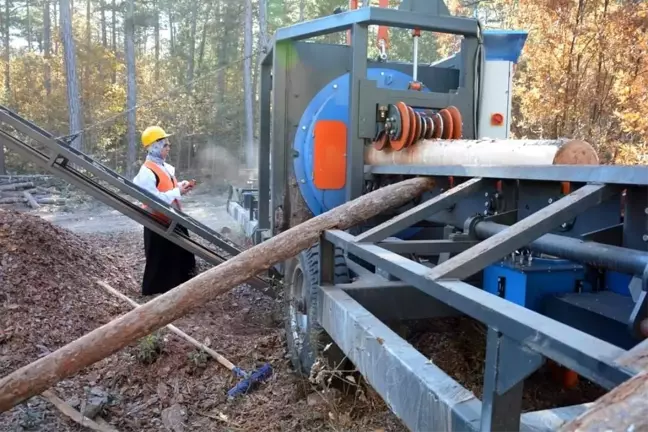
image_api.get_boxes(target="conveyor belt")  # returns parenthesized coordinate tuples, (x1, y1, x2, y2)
(0, 106, 269, 290)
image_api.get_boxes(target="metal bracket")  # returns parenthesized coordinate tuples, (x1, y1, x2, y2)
(481, 327, 544, 432)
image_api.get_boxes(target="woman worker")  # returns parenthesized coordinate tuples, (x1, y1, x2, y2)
(133, 125, 196, 296)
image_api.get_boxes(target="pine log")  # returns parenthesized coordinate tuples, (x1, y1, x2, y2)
(558, 340, 648, 432)
(0, 197, 26, 204)
(1, 188, 40, 197)
(36, 197, 66, 205)
(0, 182, 35, 191)
(0, 176, 435, 412)
(365, 138, 599, 166)
(23, 191, 40, 209)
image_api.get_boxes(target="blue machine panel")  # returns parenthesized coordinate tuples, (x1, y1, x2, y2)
(605, 270, 632, 297)
(483, 257, 590, 312)
(293, 67, 429, 217)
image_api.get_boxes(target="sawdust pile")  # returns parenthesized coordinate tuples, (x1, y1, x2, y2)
(0, 208, 135, 374)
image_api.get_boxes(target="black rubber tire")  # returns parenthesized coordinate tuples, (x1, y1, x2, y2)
(284, 244, 350, 375)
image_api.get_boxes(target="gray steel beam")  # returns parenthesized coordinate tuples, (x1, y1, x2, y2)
(270, 43, 289, 235)
(427, 183, 616, 280)
(356, 177, 485, 242)
(367, 7, 479, 36)
(366, 164, 648, 186)
(273, 7, 479, 43)
(317, 285, 482, 431)
(336, 278, 459, 321)
(377, 239, 478, 255)
(258, 61, 272, 234)
(346, 24, 368, 203)
(318, 285, 587, 432)
(325, 230, 634, 389)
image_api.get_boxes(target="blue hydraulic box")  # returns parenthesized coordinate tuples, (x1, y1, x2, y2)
(605, 270, 632, 297)
(483, 257, 590, 312)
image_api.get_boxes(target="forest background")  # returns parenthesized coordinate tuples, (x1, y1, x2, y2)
(0, 0, 646, 177)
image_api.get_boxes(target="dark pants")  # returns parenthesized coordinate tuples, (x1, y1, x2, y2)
(142, 226, 196, 296)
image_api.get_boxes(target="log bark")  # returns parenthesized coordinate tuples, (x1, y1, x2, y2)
(365, 138, 599, 166)
(0, 177, 435, 412)
(558, 339, 648, 432)
(36, 197, 66, 205)
(0, 182, 35, 191)
(23, 191, 40, 209)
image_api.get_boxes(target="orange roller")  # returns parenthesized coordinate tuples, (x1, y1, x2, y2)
(389, 102, 411, 151)
(432, 113, 443, 139)
(438, 108, 454, 140)
(424, 116, 434, 139)
(446, 106, 463, 139)
(372, 131, 389, 151)
(406, 105, 417, 148)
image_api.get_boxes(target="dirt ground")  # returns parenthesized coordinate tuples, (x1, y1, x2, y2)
(0, 180, 607, 432)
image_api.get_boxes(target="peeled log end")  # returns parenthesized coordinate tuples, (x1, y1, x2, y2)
(553, 139, 600, 165)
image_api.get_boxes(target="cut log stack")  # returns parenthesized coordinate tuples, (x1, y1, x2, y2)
(0, 176, 66, 208)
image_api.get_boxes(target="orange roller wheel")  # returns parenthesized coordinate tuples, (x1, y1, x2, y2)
(424, 116, 434, 139)
(432, 113, 443, 139)
(406, 105, 417, 147)
(372, 130, 389, 150)
(419, 113, 427, 141)
(446, 106, 463, 139)
(389, 102, 411, 151)
(439, 108, 454, 140)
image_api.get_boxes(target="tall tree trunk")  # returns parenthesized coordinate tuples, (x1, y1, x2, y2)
(44, 0, 52, 96)
(154, 0, 159, 81)
(125, 0, 137, 177)
(299, 0, 304, 21)
(26, 0, 33, 50)
(197, 2, 212, 76)
(111, 0, 116, 84)
(243, 0, 254, 169)
(60, 0, 85, 151)
(186, 3, 197, 89)
(168, 7, 174, 56)
(4, 0, 11, 99)
(100, 0, 106, 47)
(53, 1, 58, 55)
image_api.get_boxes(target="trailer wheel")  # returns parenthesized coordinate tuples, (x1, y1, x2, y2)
(284, 244, 350, 375)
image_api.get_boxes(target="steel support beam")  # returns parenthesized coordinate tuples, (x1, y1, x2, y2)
(325, 230, 634, 389)
(346, 24, 368, 203)
(273, 7, 480, 42)
(257, 60, 272, 236)
(427, 183, 615, 280)
(356, 177, 485, 242)
(365, 164, 648, 186)
(377, 239, 478, 255)
(317, 285, 593, 432)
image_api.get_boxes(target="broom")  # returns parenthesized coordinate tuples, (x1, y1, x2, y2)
(96, 280, 272, 397)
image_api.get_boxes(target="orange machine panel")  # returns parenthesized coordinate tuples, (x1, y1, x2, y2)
(313, 120, 347, 190)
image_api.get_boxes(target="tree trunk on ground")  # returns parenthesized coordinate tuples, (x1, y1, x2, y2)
(0, 177, 435, 412)
(124, 0, 137, 177)
(60, 0, 85, 151)
(243, 0, 254, 169)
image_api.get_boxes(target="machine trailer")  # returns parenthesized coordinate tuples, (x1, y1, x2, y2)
(0, 0, 647, 430)
(226, 0, 648, 431)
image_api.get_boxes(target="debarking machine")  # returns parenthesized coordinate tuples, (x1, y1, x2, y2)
(226, 0, 648, 431)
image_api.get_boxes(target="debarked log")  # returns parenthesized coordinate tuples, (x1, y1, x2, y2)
(365, 138, 599, 166)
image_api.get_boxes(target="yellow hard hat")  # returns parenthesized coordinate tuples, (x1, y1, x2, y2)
(141, 125, 171, 147)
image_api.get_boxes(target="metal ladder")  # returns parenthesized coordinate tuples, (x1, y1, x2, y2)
(0, 106, 269, 290)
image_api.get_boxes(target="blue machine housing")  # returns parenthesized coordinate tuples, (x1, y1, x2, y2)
(483, 258, 590, 312)
(293, 67, 428, 217)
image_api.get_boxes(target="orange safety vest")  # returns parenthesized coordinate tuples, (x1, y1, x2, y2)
(141, 160, 181, 224)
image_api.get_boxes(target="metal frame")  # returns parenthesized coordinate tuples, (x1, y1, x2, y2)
(253, 3, 648, 431)
(0, 106, 270, 290)
(317, 172, 648, 430)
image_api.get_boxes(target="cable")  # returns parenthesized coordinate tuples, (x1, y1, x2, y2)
(55, 48, 261, 141)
